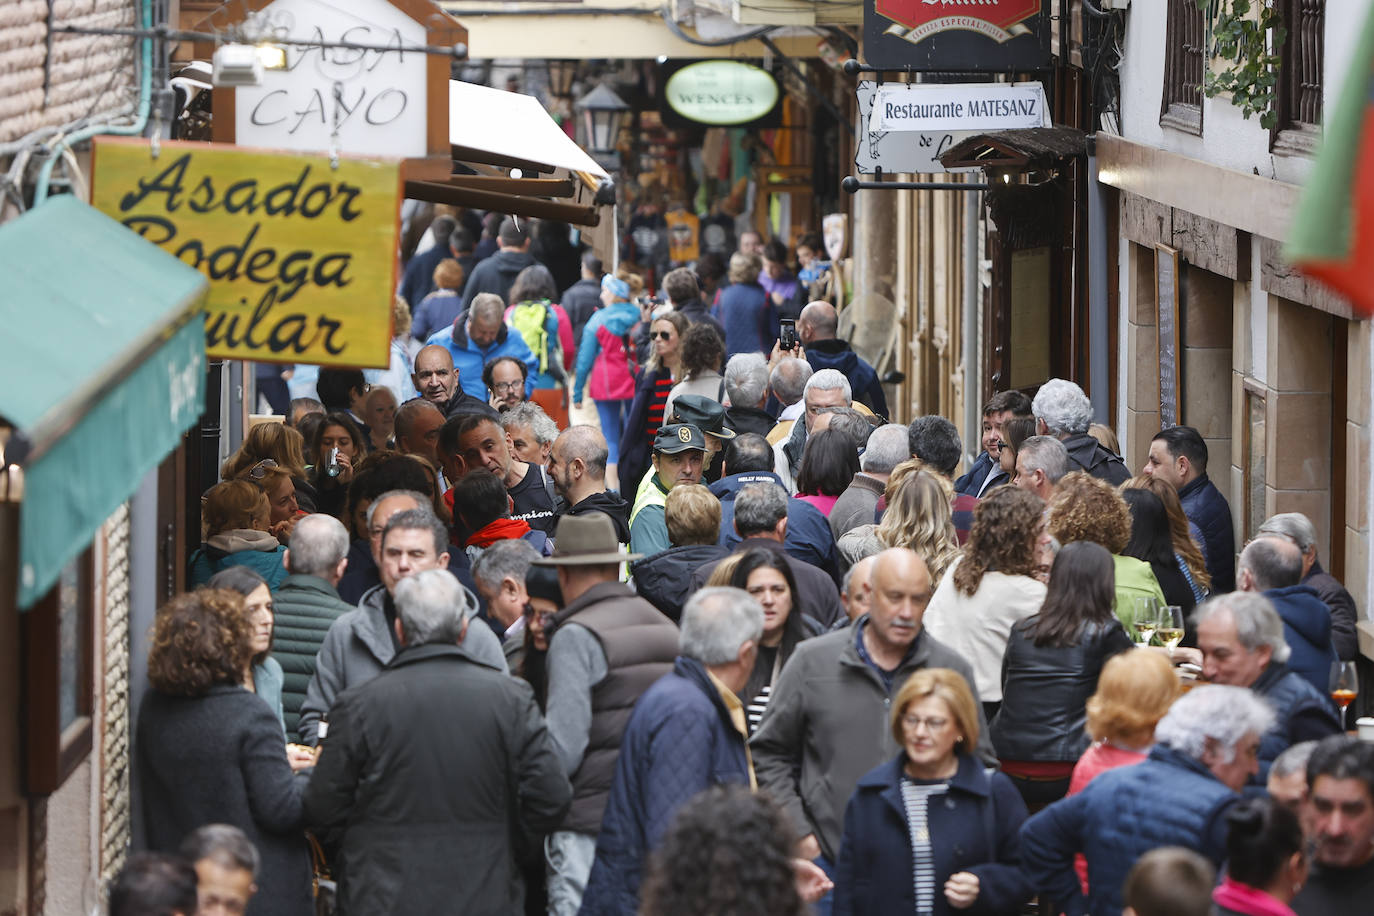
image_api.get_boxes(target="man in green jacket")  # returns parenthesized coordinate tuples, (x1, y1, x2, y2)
(272, 513, 353, 736)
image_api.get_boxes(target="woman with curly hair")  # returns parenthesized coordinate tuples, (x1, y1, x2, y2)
(838, 463, 960, 582)
(639, 785, 817, 916)
(1122, 474, 1211, 602)
(834, 668, 1033, 916)
(923, 486, 1047, 722)
(663, 322, 726, 421)
(1048, 471, 1167, 626)
(135, 589, 315, 916)
(990, 542, 1134, 808)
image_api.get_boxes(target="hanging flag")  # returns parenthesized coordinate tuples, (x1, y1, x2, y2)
(1284, 5, 1374, 317)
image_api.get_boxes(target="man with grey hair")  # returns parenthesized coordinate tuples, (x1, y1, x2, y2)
(773, 367, 853, 493)
(304, 568, 571, 914)
(470, 538, 541, 647)
(723, 352, 777, 439)
(1195, 592, 1340, 782)
(798, 300, 888, 418)
(692, 481, 845, 628)
(272, 513, 354, 737)
(579, 587, 763, 913)
(1237, 536, 1335, 694)
(179, 824, 259, 916)
(830, 424, 907, 540)
(1258, 511, 1359, 660)
(297, 508, 507, 744)
(1267, 739, 1318, 812)
(1014, 435, 1071, 502)
(501, 400, 559, 467)
(428, 288, 538, 401)
(768, 355, 813, 430)
(712, 432, 841, 582)
(1031, 378, 1128, 484)
(1021, 684, 1277, 916)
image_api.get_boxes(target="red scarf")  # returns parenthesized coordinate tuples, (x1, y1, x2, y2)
(466, 517, 532, 548)
(1211, 877, 1297, 916)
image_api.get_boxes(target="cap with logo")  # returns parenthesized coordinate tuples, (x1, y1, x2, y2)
(653, 423, 707, 454)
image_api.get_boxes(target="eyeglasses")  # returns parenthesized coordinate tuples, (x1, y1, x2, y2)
(491, 380, 522, 394)
(248, 458, 279, 479)
(523, 603, 557, 629)
(652, 331, 674, 341)
(901, 714, 950, 733)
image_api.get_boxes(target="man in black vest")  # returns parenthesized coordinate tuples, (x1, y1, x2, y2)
(535, 513, 680, 916)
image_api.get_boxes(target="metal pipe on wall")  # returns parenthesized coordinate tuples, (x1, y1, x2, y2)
(962, 186, 981, 467)
(1087, 148, 1110, 423)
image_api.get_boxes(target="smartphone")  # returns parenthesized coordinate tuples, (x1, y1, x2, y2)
(779, 319, 798, 351)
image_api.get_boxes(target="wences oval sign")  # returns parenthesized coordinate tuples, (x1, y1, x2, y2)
(665, 61, 779, 126)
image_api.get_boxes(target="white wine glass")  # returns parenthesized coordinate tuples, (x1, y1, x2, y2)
(1132, 597, 1159, 648)
(1157, 606, 1185, 654)
(1331, 661, 1359, 731)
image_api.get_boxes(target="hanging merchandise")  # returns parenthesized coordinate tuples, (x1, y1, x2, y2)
(665, 209, 701, 263)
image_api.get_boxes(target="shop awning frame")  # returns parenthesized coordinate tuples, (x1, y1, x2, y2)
(0, 195, 209, 609)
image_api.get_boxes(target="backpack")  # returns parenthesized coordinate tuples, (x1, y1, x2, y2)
(510, 300, 554, 373)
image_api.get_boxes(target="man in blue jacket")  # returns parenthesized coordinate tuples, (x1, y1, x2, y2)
(1019, 685, 1276, 916)
(426, 294, 537, 402)
(710, 433, 841, 591)
(578, 586, 762, 915)
(798, 301, 888, 419)
(1143, 425, 1236, 592)
(1237, 536, 1336, 695)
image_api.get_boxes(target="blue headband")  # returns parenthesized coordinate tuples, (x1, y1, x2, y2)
(602, 275, 631, 300)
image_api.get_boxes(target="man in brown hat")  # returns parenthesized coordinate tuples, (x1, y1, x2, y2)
(535, 514, 680, 916)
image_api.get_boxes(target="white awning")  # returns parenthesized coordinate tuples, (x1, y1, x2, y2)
(449, 80, 608, 181)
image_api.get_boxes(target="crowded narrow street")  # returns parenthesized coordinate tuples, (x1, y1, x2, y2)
(3, 1, 1374, 914)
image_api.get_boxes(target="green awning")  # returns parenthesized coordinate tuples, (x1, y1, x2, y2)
(0, 195, 209, 609)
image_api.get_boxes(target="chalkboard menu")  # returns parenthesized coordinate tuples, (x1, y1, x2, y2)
(1156, 244, 1181, 428)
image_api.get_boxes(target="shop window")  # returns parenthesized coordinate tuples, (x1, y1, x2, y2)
(1161, 0, 1206, 135)
(23, 549, 94, 795)
(1272, 0, 1324, 155)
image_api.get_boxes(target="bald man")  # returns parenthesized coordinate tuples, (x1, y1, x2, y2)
(549, 426, 631, 543)
(411, 345, 498, 420)
(752, 547, 991, 889)
(393, 399, 446, 467)
(798, 301, 888, 418)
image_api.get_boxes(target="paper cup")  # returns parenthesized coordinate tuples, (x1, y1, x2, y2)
(1356, 717, 1374, 742)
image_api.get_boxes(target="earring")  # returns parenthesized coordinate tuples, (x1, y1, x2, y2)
(956, 736, 964, 743)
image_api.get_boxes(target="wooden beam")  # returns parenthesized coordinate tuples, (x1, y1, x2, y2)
(404, 180, 600, 226)
(450, 144, 555, 176)
(440, 175, 577, 197)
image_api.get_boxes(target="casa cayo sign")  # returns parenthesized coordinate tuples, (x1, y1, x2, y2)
(663, 60, 780, 127)
(864, 0, 1050, 72)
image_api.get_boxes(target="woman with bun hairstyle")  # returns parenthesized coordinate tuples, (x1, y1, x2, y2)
(1212, 796, 1307, 916)
(572, 267, 644, 488)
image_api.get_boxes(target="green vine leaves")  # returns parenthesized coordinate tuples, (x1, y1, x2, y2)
(1194, 0, 1288, 130)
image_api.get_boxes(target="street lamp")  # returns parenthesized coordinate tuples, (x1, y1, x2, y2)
(547, 60, 578, 100)
(576, 83, 629, 156)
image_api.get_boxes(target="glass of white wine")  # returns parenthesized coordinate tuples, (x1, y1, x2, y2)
(1132, 597, 1160, 648)
(1157, 606, 1186, 654)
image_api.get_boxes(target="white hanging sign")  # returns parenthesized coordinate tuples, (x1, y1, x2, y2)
(868, 82, 1051, 134)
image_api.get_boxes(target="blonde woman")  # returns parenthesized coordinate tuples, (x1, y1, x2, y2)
(838, 462, 960, 583)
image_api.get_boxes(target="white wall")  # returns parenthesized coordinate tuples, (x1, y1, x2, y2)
(1118, 1, 1364, 184)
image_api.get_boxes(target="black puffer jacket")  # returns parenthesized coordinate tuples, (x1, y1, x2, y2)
(632, 544, 728, 621)
(989, 618, 1134, 763)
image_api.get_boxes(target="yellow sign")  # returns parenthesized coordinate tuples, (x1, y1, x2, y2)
(91, 137, 401, 368)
